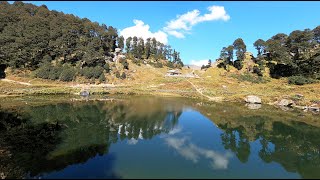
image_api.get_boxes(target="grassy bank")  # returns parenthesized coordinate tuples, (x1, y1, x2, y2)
(1, 62, 320, 111)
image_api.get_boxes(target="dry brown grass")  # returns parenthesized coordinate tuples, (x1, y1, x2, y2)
(1, 59, 319, 107)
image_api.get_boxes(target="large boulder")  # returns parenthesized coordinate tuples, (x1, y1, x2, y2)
(244, 95, 261, 104)
(277, 99, 295, 107)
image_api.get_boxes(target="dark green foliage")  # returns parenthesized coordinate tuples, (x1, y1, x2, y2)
(59, 67, 76, 82)
(121, 72, 126, 79)
(231, 73, 269, 84)
(115, 71, 120, 79)
(0, 64, 6, 79)
(288, 75, 316, 85)
(103, 63, 110, 73)
(217, 61, 226, 69)
(98, 73, 106, 82)
(253, 39, 266, 55)
(124, 36, 182, 67)
(122, 60, 129, 70)
(150, 62, 163, 68)
(253, 66, 263, 76)
(80, 66, 104, 79)
(267, 63, 295, 79)
(233, 38, 247, 61)
(34, 63, 53, 79)
(233, 60, 243, 70)
(218, 26, 320, 84)
(201, 64, 211, 70)
(156, 62, 163, 68)
(0, 2, 119, 70)
(167, 61, 174, 69)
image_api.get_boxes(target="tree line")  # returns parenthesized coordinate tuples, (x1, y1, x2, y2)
(0, 1, 183, 82)
(123, 36, 183, 67)
(218, 25, 320, 85)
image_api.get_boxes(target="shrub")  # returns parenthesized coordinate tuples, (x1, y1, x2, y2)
(34, 62, 52, 79)
(231, 73, 269, 84)
(167, 61, 174, 68)
(121, 72, 126, 79)
(115, 71, 120, 78)
(253, 66, 263, 76)
(104, 63, 110, 73)
(288, 75, 316, 85)
(122, 60, 129, 70)
(92, 66, 104, 79)
(80, 66, 103, 79)
(98, 73, 106, 82)
(59, 67, 76, 82)
(233, 60, 243, 70)
(150, 62, 163, 68)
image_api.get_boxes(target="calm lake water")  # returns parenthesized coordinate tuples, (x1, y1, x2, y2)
(0, 95, 319, 179)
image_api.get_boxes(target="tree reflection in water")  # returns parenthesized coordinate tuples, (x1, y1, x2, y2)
(218, 116, 320, 179)
(0, 98, 183, 178)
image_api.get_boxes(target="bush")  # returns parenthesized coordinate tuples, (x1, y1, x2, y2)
(121, 72, 126, 79)
(288, 76, 316, 85)
(80, 66, 104, 79)
(34, 62, 52, 79)
(92, 66, 104, 79)
(253, 66, 263, 76)
(233, 60, 243, 70)
(104, 63, 110, 73)
(231, 73, 269, 84)
(122, 60, 129, 70)
(59, 67, 76, 82)
(151, 62, 163, 68)
(167, 61, 174, 68)
(98, 73, 106, 82)
(115, 71, 120, 78)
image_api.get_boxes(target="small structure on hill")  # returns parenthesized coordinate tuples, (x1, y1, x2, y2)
(167, 69, 181, 75)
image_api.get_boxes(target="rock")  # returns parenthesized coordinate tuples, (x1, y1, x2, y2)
(244, 95, 261, 104)
(277, 99, 295, 107)
(279, 105, 292, 111)
(245, 103, 261, 110)
(80, 90, 90, 97)
(308, 105, 320, 112)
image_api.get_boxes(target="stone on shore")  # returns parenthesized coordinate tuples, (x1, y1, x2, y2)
(244, 95, 261, 104)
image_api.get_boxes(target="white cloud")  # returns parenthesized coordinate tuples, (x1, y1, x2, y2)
(120, 19, 168, 45)
(190, 59, 210, 67)
(164, 5, 230, 38)
(127, 138, 138, 145)
(168, 127, 182, 135)
(167, 30, 185, 39)
(165, 137, 233, 170)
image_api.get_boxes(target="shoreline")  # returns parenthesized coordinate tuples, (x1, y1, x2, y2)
(0, 84, 319, 114)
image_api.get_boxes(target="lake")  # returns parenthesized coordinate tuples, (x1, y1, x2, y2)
(0, 95, 319, 179)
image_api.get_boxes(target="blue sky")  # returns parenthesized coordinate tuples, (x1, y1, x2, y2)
(18, 1, 320, 66)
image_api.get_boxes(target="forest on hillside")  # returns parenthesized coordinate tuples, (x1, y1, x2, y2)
(217, 26, 320, 85)
(0, 1, 183, 82)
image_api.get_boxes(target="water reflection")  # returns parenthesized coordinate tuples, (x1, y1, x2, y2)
(165, 137, 233, 170)
(0, 96, 319, 178)
(218, 116, 320, 179)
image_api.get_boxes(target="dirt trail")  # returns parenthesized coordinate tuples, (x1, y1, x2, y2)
(1, 79, 32, 86)
(187, 79, 223, 102)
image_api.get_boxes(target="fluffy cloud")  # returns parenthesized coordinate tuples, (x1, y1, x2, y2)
(164, 5, 230, 38)
(165, 137, 233, 170)
(190, 59, 210, 67)
(119, 19, 168, 45)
